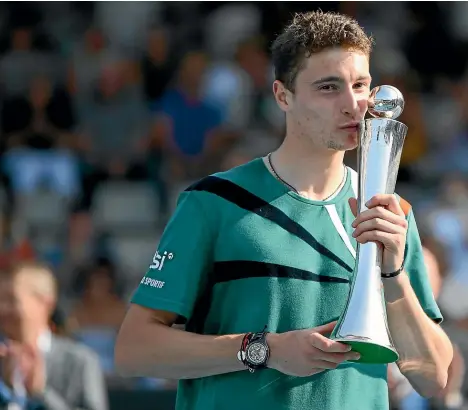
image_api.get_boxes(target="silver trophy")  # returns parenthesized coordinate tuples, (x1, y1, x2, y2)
(330, 85, 408, 364)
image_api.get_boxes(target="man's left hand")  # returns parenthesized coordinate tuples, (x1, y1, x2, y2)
(349, 194, 408, 274)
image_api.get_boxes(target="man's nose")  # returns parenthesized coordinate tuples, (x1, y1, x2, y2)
(341, 89, 367, 118)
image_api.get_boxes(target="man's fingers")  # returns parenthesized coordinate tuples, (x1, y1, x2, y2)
(352, 218, 405, 238)
(315, 350, 361, 363)
(309, 332, 352, 353)
(354, 230, 399, 249)
(365, 194, 405, 217)
(311, 321, 338, 337)
(352, 207, 407, 229)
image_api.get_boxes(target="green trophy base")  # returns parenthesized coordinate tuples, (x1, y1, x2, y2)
(334, 338, 399, 364)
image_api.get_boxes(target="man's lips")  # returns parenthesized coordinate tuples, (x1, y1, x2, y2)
(340, 123, 359, 131)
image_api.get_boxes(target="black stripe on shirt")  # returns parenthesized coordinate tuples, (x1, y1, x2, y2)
(186, 176, 353, 273)
(184, 260, 349, 334)
(212, 260, 349, 284)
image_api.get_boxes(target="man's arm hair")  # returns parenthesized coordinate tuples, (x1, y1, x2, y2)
(115, 304, 248, 380)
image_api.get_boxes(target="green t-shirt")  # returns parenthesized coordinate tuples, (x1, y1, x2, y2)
(131, 158, 442, 410)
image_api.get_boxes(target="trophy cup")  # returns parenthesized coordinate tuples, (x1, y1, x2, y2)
(330, 85, 408, 364)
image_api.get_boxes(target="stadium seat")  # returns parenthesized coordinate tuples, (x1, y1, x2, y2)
(91, 181, 160, 234)
(14, 190, 70, 233)
(109, 232, 161, 279)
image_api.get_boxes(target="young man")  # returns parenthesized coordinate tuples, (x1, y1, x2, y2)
(115, 11, 453, 410)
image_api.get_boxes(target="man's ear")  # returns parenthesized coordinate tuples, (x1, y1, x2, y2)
(273, 80, 293, 112)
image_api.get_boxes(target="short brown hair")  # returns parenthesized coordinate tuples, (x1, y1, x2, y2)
(271, 11, 374, 92)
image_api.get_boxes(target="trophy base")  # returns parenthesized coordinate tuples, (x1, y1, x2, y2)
(334, 338, 399, 364)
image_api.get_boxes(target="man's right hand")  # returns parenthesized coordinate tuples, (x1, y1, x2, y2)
(267, 321, 360, 377)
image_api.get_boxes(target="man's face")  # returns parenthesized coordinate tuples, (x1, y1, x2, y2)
(0, 276, 48, 341)
(274, 47, 371, 151)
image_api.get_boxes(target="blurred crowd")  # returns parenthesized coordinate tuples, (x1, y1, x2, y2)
(0, 1, 468, 409)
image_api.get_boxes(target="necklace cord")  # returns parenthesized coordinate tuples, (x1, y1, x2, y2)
(266, 153, 347, 201)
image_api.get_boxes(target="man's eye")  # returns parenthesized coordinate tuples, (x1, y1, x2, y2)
(354, 82, 368, 89)
(319, 84, 338, 91)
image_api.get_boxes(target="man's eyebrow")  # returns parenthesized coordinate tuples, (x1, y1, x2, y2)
(311, 76, 344, 85)
(311, 75, 371, 85)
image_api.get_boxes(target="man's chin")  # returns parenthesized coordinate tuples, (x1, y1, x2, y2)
(327, 138, 358, 152)
(342, 132, 359, 151)
(345, 140, 359, 151)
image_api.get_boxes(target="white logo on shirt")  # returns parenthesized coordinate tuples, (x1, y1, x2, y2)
(150, 250, 174, 271)
(140, 277, 165, 288)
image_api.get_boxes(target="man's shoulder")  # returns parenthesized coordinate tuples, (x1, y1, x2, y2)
(183, 158, 263, 199)
(51, 335, 101, 365)
(395, 194, 412, 217)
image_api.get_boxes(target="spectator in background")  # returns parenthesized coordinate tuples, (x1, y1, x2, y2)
(1, 75, 81, 201)
(0, 25, 56, 98)
(234, 37, 274, 128)
(0, 213, 36, 271)
(422, 244, 466, 410)
(68, 257, 127, 375)
(203, 36, 280, 131)
(430, 175, 468, 308)
(75, 59, 151, 211)
(201, 40, 255, 131)
(202, 36, 284, 162)
(49, 306, 70, 338)
(67, 26, 120, 104)
(140, 27, 176, 103)
(378, 72, 428, 184)
(0, 261, 108, 410)
(233, 36, 284, 155)
(220, 148, 253, 172)
(389, 242, 466, 410)
(430, 176, 468, 406)
(149, 50, 236, 183)
(404, 3, 466, 93)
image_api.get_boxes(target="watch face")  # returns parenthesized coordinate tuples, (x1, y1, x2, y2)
(246, 342, 267, 365)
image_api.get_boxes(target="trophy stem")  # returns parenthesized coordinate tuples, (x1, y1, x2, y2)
(332, 241, 399, 364)
(334, 258, 399, 363)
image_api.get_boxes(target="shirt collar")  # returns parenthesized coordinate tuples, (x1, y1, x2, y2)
(37, 330, 52, 353)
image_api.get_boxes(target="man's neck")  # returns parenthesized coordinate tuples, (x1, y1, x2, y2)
(268, 134, 347, 201)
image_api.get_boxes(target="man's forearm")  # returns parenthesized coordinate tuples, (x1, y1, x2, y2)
(115, 323, 247, 379)
(383, 272, 453, 397)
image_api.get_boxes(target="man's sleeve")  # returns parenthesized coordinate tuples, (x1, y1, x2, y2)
(401, 199, 443, 323)
(131, 190, 213, 322)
